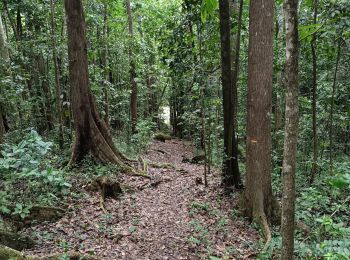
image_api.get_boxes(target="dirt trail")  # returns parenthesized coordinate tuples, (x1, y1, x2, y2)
(24, 139, 258, 259)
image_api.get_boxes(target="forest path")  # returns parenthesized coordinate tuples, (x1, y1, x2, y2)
(24, 139, 258, 259)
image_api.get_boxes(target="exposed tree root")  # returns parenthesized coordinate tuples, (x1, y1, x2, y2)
(240, 191, 280, 253)
(99, 195, 107, 214)
(88, 176, 123, 213)
(260, 212, 272, 252)
(0, 245, 100, 260)
(0, 244, 30, 260)
(0, 230, 35, 250)
(146, 161, 175, 169)
(3, 205, 65, 229)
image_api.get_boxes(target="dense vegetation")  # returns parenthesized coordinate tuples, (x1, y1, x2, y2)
(0, 0, 349, 259)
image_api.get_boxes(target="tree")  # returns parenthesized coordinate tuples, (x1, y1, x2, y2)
(231, 0, 243, 127)
(242, 0, 279, 246)
(281, 0, 299, 258)
(64, 0, 134, 171)
(50, 0, 64, 148)
(126, 0, 138, 134)
(0, 12, 9, 144)
(310, 0, 318, 184)
(328, 40, 341, 174)
(218, 0, 242, 190)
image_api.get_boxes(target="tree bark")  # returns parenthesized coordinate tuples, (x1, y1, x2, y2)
(64, 0, 133, 169)
(281, 0, 299, 258)
(310, 0, 318, 184)
(219, 0, 242, 190)
(126, 0, 138, 134)
(50, 0, 64, 148)
(0, 12, 9, 144)
(0, 13, 9, 60)
(242, 0, 279, 245)
(102, 3, 110, 125)
(232, 0, 243, 127)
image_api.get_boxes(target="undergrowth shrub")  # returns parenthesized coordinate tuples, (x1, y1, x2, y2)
(261, 160, 350, 259)
(0, 130, 71, 214)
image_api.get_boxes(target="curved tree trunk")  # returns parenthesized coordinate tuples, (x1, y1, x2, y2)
(242, 0, 279, 244)
(64, 0, 133, 170)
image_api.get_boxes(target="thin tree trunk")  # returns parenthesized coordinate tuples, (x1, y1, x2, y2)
(126, 0, 137, 133)
(281, 0, 299, 258)
(219, 0, 242, 190)
(36, 54, 54, 131)
(50, 0, 64, 148)
(329, 41, 341, 174)
(243, 0, 279, 247)
(310, 0, 318, 184)
(232, 0, 243, 127)
(102, 3, 110, 125)
(0, 13, 9, 144)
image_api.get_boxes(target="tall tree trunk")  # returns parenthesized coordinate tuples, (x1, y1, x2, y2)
(329, 41, 341, 174)
(50, 0, 64, 148)
(219, 0, 242, 190)
(126, 0, 137, 134)
(310, 0, 318, 184)
(232, 0, 243, 127)
(0, 13, 9, 144)
(281, 0, 299, 258)
(242, 0, 279, 246)
(102, 3, 110, 125)
(64, 0, 134, 170)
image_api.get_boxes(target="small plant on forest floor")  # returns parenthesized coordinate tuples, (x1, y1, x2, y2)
(188, 220, 212, 255)
(189, 201, 210, 216)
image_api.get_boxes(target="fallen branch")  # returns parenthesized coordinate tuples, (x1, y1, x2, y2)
(0, 230, 35, 250)
(0, 244, 29, 260)
(146, 161, 175, 169)
(155, 149, 168, 155)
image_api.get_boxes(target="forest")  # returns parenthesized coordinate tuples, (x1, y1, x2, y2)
(0, 0, 349, 259)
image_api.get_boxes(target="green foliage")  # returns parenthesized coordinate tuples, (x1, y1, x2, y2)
(0, 130, 52, 174)
(0, 130, 71, 212)
(200, 0, 218, 23)
(266, 161, 350, 259)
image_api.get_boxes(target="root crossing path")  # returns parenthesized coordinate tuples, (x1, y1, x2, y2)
(24, 139, 259, 259)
